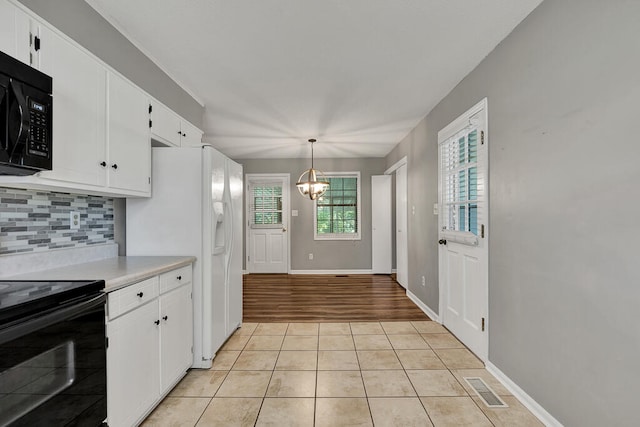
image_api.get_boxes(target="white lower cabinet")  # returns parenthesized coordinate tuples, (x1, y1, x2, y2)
(106, 266, 193, 427)
(160, 284, 193, 391)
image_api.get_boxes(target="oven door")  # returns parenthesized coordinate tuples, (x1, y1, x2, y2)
(0, 294, 107, 427)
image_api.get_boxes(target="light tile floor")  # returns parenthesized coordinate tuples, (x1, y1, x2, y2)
(142, 321, 543, 426)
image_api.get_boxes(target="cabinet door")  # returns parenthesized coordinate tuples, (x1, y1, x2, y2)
(107, 300, 160, 427)
(107, 72, 150, 194)
(0, 1, 29, 64)
(38, 26, 107, 186)
(160, 283, 193, 391)
(180, 120, 203, 147)
(150, 101, 181, 147)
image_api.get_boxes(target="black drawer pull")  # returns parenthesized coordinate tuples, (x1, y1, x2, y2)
(100, 161, 107, 167)
(111, 163, 118, 169)
(137, 292, 144, 298)
(163, 316, 168, 321)
(177, 275, 182, 281)
(154, 320, 160, 325)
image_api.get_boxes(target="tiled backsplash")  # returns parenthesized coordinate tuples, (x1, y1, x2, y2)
(0, 187, 114, 255)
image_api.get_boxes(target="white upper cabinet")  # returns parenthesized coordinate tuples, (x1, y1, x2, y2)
(107, 72, 151, 194)
(150, 100, 203, 147)
(0, 1, 29, 64)
(150, 101, 181, 147)
(0, 0, 199, 198)
(179, 120, 203, 147)
(37, 25, 107, 187)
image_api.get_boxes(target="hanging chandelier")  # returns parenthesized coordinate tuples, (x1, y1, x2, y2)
(296, 138, 329, 200)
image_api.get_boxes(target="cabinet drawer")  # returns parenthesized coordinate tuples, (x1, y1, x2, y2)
(160, 265, 192, 294)
(108, 276, 159, 320)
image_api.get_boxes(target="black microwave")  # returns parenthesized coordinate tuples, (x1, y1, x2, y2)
(0, 50, 52, 176)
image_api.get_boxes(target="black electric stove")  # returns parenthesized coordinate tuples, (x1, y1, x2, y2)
(0, 280, 107, 426)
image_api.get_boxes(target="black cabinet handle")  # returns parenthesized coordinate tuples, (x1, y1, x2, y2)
(162, 315, 168, 321)
(111, 164, 118, 169)
(100, 161, 107, 167)
(177, 130, 182, 134)
(438, 239, 447, 245)
(137, 292, 144, 298)
(154, 320, 160, 325)
(183, 132, 186, 137)
(177, 276, 182, 281)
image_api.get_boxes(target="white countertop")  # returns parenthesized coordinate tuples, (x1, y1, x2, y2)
(6, 256, 196, 292)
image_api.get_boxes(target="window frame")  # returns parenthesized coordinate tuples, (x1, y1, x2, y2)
(249, 180, 284, 229)
(313, 171, 362, 241)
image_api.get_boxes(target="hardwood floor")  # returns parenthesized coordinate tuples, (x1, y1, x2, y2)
(243, 274, 430, 322)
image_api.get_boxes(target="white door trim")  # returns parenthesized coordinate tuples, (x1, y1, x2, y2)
(385, 156, 409, 288)
(384, 156, 407, 175)
(437, 97, 489, 361)
(245, 173, 291, 273)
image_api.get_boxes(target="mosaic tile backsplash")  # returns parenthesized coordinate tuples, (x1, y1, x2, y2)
(0, 187, 114, 255)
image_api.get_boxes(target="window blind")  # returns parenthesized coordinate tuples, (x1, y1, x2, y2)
(440, 123, 486, 244)
(249, 182, 283, 228)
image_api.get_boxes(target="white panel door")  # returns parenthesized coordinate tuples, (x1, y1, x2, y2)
(396, 164, 408, 288)
(438, 99, 488, 361)
(372, 175, 392, 274)
(246, 174, 289, 273)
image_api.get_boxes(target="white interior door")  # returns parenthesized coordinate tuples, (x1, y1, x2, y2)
(438, 98, 488, 361)
(246, 174, 289, 273)
(396, 164, 408, 288)
(372, 175, 392, 274)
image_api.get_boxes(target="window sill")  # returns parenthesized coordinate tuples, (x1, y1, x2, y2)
(314, 234, 361, 241)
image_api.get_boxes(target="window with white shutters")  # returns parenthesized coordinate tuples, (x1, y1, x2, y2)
(439, 111, 486, 245)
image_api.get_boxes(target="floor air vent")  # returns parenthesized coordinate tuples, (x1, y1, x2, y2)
(464, 377, 508, 408)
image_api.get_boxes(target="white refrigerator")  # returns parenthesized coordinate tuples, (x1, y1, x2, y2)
(127, 145, 243, 369)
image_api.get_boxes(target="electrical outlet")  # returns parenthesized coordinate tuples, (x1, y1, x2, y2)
(70, 211, 80, 230)
(308, 253, 313, 260)
(421, 276, 426, 287)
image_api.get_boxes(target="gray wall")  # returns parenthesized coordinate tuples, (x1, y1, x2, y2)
(17, 0, 203, 127)
(241, 158, 386, 271)
(385, 0, 640, 425)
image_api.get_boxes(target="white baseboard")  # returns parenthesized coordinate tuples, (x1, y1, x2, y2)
(391, 269, 397, 273)
(242, 270, 248, 275)
(486, 361, 563, 427)
(406, 290, 440, 322)
(288, 269, 373, 275)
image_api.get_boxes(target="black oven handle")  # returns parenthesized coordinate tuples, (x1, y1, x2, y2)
(0, 293, 106, 346)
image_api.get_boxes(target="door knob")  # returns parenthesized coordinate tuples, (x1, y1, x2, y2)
(282, 227, 287, 232)
(438, 239, 447, 245)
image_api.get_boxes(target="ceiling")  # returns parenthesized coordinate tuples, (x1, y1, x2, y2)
(86, 0, 542, 159)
